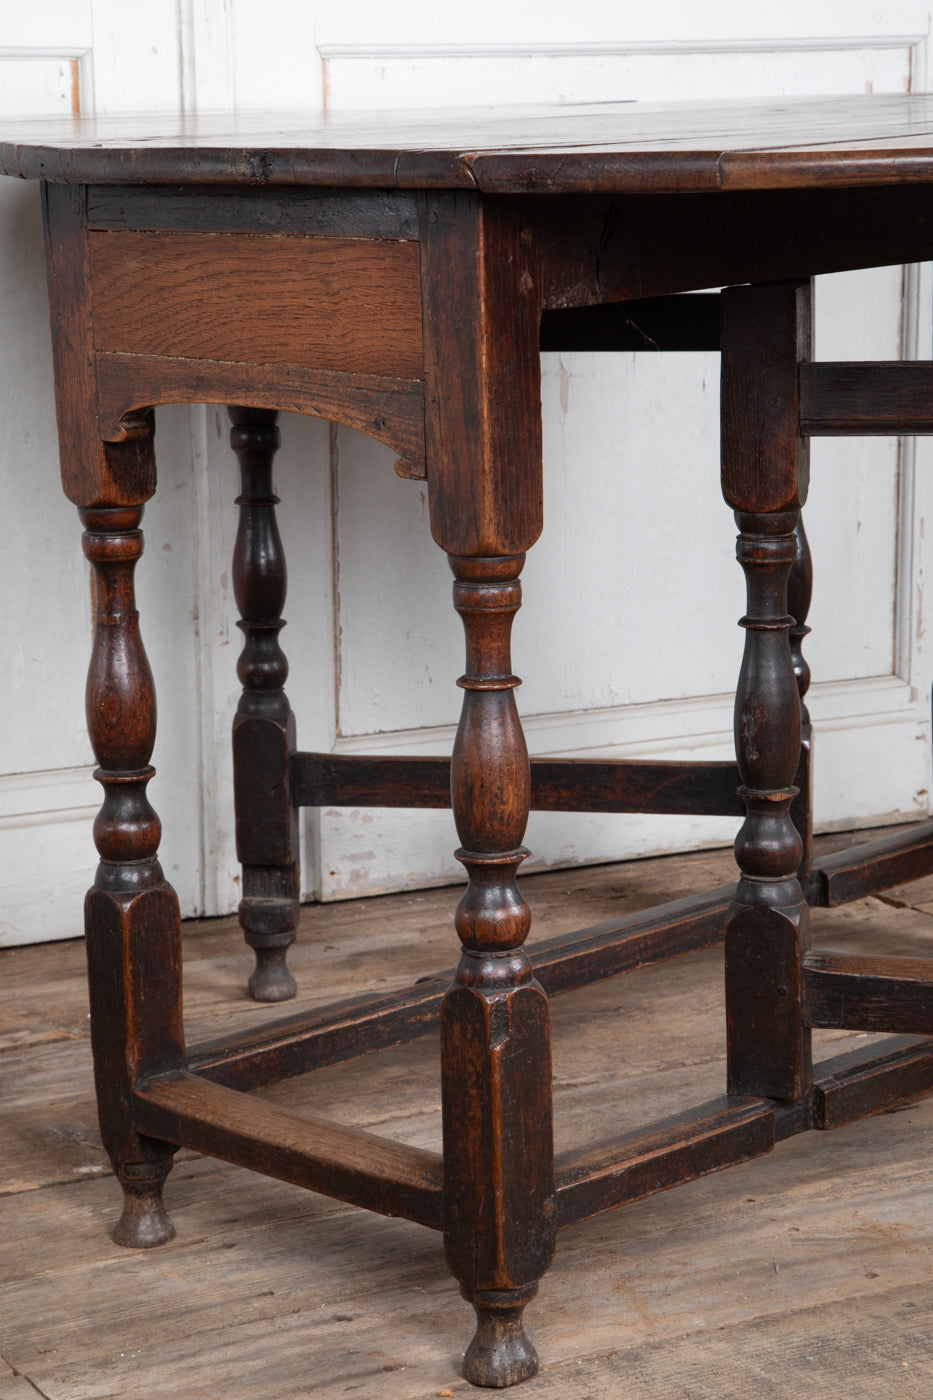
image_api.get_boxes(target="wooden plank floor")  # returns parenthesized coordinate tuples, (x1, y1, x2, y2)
(4, 834, 933, 1399)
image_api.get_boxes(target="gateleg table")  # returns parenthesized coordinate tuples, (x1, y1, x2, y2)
(7, 96, 933, 1386)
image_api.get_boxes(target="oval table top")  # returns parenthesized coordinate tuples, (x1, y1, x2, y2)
(5, 94, 933, 192)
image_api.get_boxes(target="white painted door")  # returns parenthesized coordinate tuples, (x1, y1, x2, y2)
(0, 1, 196, 946)
(2, 1, 932, 945)
(311, 2, 933, 898)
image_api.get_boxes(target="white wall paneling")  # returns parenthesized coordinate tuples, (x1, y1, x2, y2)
(0, 6, 192, 946)
(314, 2, 933, 49)
(314, 9, 933, 901)
(0, 53, 81, 117)
(0, 46, 96, 946)
(3, 4, 933, 943)
(320, 40, 918, 111)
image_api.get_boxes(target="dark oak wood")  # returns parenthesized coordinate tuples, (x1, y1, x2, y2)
(555, 1097, 776, 1228)
(228, 407, 300, 1003)
(556, 1033, 933, 1223)
(133, 1070, 444, 1230)
(290, 751, 744, 816)
(420, 194, 543, 557)
(89, 230, 424, 378)
(721, 280, 811, 514)
(188, 884, 734, 1091)
(805, 952, 933, 1035)
(190, 977, 447, 1091)
(534, 187, 933, 308)
(539, 294, 721, 352)
(528, 755, 745, 816)
(80, 500, 185, 1247)
(809, 820, 933, 906)
(721, 282, 812, 1106)
(95, 351, 426, 474)
(441, 555, 554, 1385)
(789, 517, 814, 882)
(10, 95, 933, 193)
(800, 362, 933, 434)
(18, 98, 933, 1390)
(87, 183, 420, 238)
(42, 185, 157, 507)
(10, 887, 933, 1400)
(530, 884, 733, 995)
(810, 1036, 933, 1129)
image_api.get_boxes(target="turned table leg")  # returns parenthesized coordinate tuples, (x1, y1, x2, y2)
(81, 493, 186, 1246)
(418, 190, 551, 1384)
(441, 555, 556, 1388)
(721, 280, 813, 1104)
(789, 513, 814, 884)
(727, 509, 812, 1100)
(229, 407, 300, 1002)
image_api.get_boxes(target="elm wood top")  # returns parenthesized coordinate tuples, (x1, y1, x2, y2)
(6, 94, 933, 191)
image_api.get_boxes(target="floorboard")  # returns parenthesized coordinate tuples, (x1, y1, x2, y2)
(4, 834, 933, 1398)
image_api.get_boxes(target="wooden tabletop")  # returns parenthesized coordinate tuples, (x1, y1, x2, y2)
(5, 94, 933, 192)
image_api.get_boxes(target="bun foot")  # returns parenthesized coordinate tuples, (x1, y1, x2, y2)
(462, 1288, 539, 1388)
(112, 1159, 176, 1248)
(248, 944, 297, 1002)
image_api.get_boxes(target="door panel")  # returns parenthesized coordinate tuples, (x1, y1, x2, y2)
(314, 10, 933, 900)
(3, 2, 932, 943)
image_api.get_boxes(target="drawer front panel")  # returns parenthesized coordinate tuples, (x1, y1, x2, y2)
(89, 230, 424, 379)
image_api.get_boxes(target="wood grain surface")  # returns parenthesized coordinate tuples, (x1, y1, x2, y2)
(89, 230, 424, 378)
(8, 95, 933, 192)
(5, 834, 933, 1399)
(94, 352, 427, 470)
(800, 361, 933, 434)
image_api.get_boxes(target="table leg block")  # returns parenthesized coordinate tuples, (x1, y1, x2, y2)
(85, 885, 183, 1247)
(229, 407, 301, 1002)
(80, 499, 186, 1246)
(441, 554, 556, 1386)
(442, 979, 555, 1387)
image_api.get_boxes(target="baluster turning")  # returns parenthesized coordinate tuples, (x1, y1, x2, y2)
(441, 554, 556, 1388)
(81, 501, 185, 1246)
(229, 406, 301, 1002)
